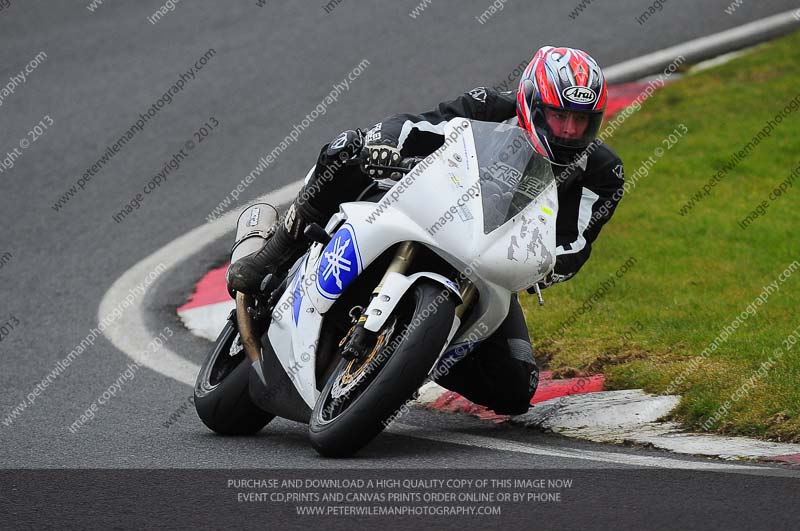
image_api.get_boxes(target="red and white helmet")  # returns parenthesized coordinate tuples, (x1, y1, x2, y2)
(516, 46, 607, 164)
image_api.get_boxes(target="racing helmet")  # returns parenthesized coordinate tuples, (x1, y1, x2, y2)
(516, 46, 607, 164)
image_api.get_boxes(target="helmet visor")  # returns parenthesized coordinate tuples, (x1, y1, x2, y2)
(533, 105, 603, 151)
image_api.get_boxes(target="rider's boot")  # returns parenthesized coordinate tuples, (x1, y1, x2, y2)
(225, 199, 326, 296)
(225, 129, 365, 296)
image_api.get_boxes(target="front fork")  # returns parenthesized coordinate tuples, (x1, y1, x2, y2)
(378, 241, 477, 314)
(341, 242, 475, 360)
(339, 242, 419, 359)
(374, 241, 418, 294)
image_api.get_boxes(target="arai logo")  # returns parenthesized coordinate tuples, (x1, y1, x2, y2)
(248, 207, 260, 227)
(562, 86, 597, 104)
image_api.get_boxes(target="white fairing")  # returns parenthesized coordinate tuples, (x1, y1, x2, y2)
(267, 119, 558, 408)
(268, 256, 325, 407)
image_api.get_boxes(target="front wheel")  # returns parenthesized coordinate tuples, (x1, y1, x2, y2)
(194, 319, 274, 435)
(308, 281, 456, 457)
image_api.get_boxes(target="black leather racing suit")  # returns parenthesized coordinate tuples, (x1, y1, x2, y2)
(301, 87, 625, 415)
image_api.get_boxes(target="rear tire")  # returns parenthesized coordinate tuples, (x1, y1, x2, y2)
(308, 281, 456, 457)
(194, 319, 274, 435)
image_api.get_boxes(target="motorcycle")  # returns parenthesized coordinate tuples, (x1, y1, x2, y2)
(194, 118, 558, 457)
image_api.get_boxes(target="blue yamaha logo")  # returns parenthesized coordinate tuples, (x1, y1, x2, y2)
(291, 264, 304, 326)
(316, 224, 362, 300)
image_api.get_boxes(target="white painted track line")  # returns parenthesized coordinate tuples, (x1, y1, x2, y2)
(604, 8, 800, 83)
(388, 424, 768, 473)
(179, 301, 236, 342)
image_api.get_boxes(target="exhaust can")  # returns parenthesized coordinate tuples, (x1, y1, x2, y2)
(230, 203, 279, 265)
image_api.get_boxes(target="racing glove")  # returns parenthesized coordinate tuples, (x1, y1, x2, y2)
(361, 145, 403, 178)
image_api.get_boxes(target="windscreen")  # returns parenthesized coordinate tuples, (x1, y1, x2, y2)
(471, 121, 555, 233)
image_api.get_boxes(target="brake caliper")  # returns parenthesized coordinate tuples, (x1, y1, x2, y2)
(339, 306, 374, 361)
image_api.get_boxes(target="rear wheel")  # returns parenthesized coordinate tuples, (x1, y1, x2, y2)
(194, 319, 274, 435)
(309, 281, 456, 457)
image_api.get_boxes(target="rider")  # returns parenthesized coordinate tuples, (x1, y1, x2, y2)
(226, 46, 625, 415)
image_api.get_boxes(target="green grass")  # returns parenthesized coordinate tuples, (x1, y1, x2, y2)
(520, 31, 800, 442)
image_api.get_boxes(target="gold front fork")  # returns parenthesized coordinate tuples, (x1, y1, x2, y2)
(373, 241, 418, 296)
(456, 282, 477, 319)
(374, 241, 477, 319)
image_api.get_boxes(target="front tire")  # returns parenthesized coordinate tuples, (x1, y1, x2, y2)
(194, 319, 274, 435)
(308, 281, 456, 457)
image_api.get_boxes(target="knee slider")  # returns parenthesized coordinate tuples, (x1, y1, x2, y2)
(491, 361, 538, 415)
(490, 394, 532, 416)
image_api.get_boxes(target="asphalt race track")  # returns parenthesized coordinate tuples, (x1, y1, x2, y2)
(1, 1, 799, 528)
